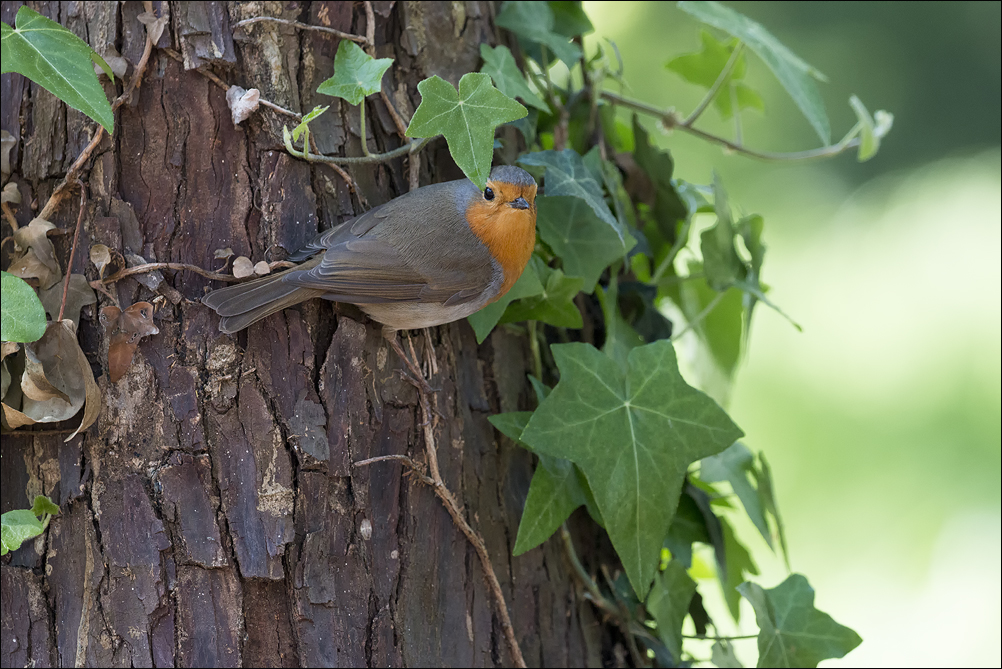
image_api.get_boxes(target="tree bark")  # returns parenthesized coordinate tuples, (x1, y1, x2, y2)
(1, 2, 612, 667)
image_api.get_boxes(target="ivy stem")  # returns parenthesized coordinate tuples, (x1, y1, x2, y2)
(359, 101, 372, 157)
(283, 136, 433, 165)
(601, 89, 864, 162)
(671, 290, 727, 341)
(650, 217, 692, 283)
(527, 320, 543, 381)
(683, 634, 758, 641)
(682, 42, 745, 126)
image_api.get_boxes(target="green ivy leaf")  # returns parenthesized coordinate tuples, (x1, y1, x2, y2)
(677, 0, 830, 143)
(549, 1, 594, 38)
(701, 174, 744, 291)
(317, 40, 394, 106)
(720, 517, 759, 621)
(291, 105, 330, 142)
(700, 442, 771, 547)
(406, 73, 527, 189)
(501, 263, 584, 328)
(536, 196, 630, 294)
(513, 454, 589, 555)
(0, 495, 58, 556)
(711, 640, 744, 668)
(519, 149, 628, 243)
(467, 255, 545, 343)
(756, 453, 789, 568)
(666, 31, 764, 119)
(631, 117, 689, 243)
(1, 271, 47, 343)
(646, 559, 697, 663)
(480, 44, 549, 113)
(848, 94, 885, 162)
(596, 277, 645, 372)
(496, 1, 582, 68)
(1, 6, 114, 133)
(739, 574, 862, 667)
(520, 340, 743, 597)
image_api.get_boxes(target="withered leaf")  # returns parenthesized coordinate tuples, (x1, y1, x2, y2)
(101, 302, 159, 383)
(253, 261, 271, 276)
(9, 218, 62, 289)
(90, 243, 112, 275)
(1, 181, 20, 204)
(137, 11, 168, 45)
(39, 274, 96, 326)
(0, 130, 14, 176)
(18, 320, 101, 440)
(232, 256, 254, 278)
(226, 85, 260, 125)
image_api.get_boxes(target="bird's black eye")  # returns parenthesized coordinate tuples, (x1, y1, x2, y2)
(484, 186, 495, 201)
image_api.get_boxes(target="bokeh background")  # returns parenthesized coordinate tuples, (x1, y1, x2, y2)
(581, 2, 1001, 666)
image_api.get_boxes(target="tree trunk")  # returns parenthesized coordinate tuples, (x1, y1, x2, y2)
(1, 2, 611, 667)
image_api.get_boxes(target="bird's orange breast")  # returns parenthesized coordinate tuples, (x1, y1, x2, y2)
(465, 193, 537, 301)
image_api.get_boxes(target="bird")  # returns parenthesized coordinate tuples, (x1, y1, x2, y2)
(202, 164, 537, 376)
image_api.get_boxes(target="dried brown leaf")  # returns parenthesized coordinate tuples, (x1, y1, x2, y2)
(7, 248, 61, 290)
(19, 321, 101, 442)
(214, 247, 234, 260)
(137, 11, 168, 44)
(90, 243, 112, 276)
(101, 302, 159, 383)
(2, 181, 21, 204)
(232, 256, 254, 278)
(0, 130, 14, 176)
(39, 274, 96, 326)
(253, 261, 271, 276)
(2, 401, 36, 430)
(226, 85, 260, 125)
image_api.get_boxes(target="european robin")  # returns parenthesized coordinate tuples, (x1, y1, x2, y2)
(202, 165, 537, 343)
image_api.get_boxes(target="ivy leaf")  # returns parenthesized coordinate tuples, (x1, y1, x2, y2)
(317, 40, 394, 106)
(536, 196, 629, 293)
(407, 73, 527, 189)
(520, 340, 743, 597)
(646, 559, 697, 663)
(720, 517, 758, 621)
(480, 44, 549, 112)
(1, 6, 114, 133)
(489, 411, 593, 553)
(596, 277, 645, 372)
(739, 574, 862, 667)
(631, 117, 689, 243)
(701, 174, 744, 291)
(291, 105, 330, 142)
(664, 485, 712, 568)
(1, 271, 47, 343)
(549, 1, 594, 38)
(678, 0, 830, 143)
(467, 255, 545, 343)
(666, 31, 764, 119)
(0, 495, 58, 556)
(501, 263, 584, 329)
(513, 455, 589, 555)
(519, 149, 628, 243)
(700, 442, 771, 547)
(496, 1, 582, 68)
(756, 453, 790, 568)
(711, 640, 744, 668)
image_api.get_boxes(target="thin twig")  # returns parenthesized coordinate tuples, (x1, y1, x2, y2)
(362, 339, 527, 668)
(601, 90, 863, 162)
(380, 86, 410, 138)
(1, 201, 18, 232)
(684, 633, 758, 641)
(354, 454, 426, 471)
(671, 291, 726, 341)
(160, 48, 301, 119)
(57, 182, 87, 322)
(363, 1, 376, 56)
(682, 43, 745, 126)
(233, 16, 369, 45)
(39, 13, 157, 222)
(98, 262, 245, 284)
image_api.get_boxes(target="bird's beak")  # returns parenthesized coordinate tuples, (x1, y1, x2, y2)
(510, 196, 530, 210)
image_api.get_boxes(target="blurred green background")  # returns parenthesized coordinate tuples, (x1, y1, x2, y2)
(582, 1, 1001, 666)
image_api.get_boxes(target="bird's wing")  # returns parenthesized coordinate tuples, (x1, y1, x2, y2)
(282, 186, 497, 305)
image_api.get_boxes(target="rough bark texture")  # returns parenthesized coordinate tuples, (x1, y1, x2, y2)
(1, 2, 613, 667)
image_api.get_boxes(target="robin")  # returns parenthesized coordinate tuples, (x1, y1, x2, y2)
(202, 165, 537, 374)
